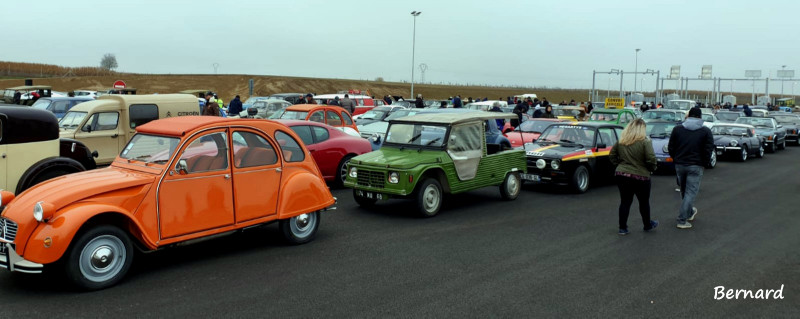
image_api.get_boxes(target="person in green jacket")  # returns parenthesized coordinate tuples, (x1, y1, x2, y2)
(609, 118, 658, 235)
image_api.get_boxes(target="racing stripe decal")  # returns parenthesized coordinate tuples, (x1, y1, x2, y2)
(533, 144, 560, 152)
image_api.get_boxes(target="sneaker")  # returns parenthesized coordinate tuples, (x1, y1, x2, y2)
(645, 220, 659, 232)
(618, 228, 630, 236)
(688, 207, 698, 221)
(676, 222, 693, 229)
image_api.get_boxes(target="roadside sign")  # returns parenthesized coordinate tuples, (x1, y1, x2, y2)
(605, 97, 624, 109)
(113, 80, 127, 89)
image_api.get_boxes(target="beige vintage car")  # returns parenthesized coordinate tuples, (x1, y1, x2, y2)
(0, 107, 96, 194)
(3, 85, 53, 105)
(58, 94, 201, 165)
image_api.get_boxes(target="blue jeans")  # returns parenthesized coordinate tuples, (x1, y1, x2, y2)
(675, 164, 704, 223)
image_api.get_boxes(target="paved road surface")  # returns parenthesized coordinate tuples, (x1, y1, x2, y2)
(1, 144, 798, 317)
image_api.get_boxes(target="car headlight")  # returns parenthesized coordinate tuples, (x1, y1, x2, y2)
(536, 159, 546, 169)
(349, 167, 358, 178)
(729, 140, 738, 147)
(550, 160, 560, 170)
(369, 133, 381, 143)
(662, 144, 669, 153)
(33, 201, 54, 222)
(388, 172, 399, 184)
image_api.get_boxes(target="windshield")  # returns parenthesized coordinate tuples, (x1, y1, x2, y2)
(280, 110, 309, 120)
(361, 108, 389, 120)
(590, 112, 618, 121)
(771, 115, 800, 124)
(393, 101, 412, 108)
(385, 123, 447, 147)
(119, 134, 181, 164)
(385, 109, 419, 121)
(59, 111, 88, 130)
(244, 97, 267, 105)
(712, 125, 749, 136)
(701, 114, 715, 122)
(643, 111, 681, 121)
(735, 117, 773, 128)
(666, 101, 693, 110)
(517, 120, 555, 133)
(537, 125, 595, 146)
(32, 99, 52, 110)
(646, 122, 677, 138)
(251, 101, 268, 109)
(716, 112, 740, 121)
(553, 108, 580, 117)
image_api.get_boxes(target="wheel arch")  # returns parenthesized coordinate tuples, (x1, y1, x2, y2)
(22, 206, 154, 265)
(417, 167, 451, 193)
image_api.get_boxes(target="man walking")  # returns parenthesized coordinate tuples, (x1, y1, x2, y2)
(228, 95, 243, 115)
(415, 94, 425, 108)
(667, 108, 714, 229)
(340, 94, 356, 114)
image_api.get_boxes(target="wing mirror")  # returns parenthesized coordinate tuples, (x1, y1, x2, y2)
(176, 159, 189, 175)
(81, 124, 93, 133)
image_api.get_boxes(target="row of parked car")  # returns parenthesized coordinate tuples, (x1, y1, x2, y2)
(2, 93, 797, 291)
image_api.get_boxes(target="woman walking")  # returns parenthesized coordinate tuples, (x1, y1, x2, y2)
(610, 118, 658, 235)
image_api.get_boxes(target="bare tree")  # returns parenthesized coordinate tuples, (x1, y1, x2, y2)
(100, 53, 118, 71)
(375, 77, 384, 82)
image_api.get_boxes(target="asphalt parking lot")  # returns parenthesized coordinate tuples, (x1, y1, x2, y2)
(1, 136, 799, 317)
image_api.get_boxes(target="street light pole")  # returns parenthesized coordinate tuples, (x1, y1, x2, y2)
(781, 65, 786, 98)
(410, 11, 421, 99)
(634, 48, 641, 92)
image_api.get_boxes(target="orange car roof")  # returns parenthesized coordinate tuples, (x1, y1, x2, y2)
(285, 104, 329, 112)
(136, 116, 233, 136)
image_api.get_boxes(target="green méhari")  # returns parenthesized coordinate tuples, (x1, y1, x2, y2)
(344, 112, 527, 217)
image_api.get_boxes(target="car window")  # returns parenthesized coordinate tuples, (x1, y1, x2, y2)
(308, 110, 324, 123)
(53, 101, 69, 113)
(84, 112, 119, 131)
(614, 128, 623, 139)
(312, 126, 330, 143)
(597, 128, 617, 146)
(179, 132, 229, 173)
(275, 131, 305, 162)
(289, 125, 314, 145)
(232, 131, 278, 168)
(130, 104, 159, 129)
(326, 111, 342, 126)
(342, 111, 353, 125)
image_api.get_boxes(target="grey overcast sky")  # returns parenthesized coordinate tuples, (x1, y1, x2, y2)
(4, 0, 800, 92)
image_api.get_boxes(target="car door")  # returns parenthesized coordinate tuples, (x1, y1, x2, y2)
(75, 112, 123, 164)
(326, 110, 343, 128)
(595, 127, 617, 177)
(158, 130, 235, 238)
(230, 130, 282, 223)
(309, 125, 340, 179)
(447, 122, 482, 181)
(308, 110, 325, 123)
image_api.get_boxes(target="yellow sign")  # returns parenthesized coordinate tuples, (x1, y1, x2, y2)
(605, 97, 625, 109)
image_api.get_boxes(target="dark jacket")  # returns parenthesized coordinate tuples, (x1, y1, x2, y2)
(668, 117, 714, 166)
(228, 97, 243, 114)
(203, 102, 220, 116)
(415, 98, 424, 108)
(541, 111, 556, 118)
(341, 98, 355, 113)
(453, 97, 462, 108)
(743, 106, 753, 117)
(610, 139, 657, 177)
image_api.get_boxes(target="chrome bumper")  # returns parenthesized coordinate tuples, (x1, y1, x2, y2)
(0, 241, 43, 274)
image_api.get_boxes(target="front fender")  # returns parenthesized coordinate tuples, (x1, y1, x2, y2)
(277, 167, 335, 219)
(22, 203, 152, 265)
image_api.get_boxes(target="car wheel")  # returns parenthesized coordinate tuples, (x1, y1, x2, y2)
(334, 155, 355, 188)
(416, 178, 443, 217)
(756, 144, 765, 158)
(778, 138, 786, 150)
(570, 165, 590, 194)
(353, 189, 377, 208)
(707, 151, 717, 169)
(64, 225, 133, 290)
(768, 140, 777, 153)
(20, 169, 73, 193)
(499, 172, 521, 200)
(279, 211, 320, 245)
(739, 145, 748, 162)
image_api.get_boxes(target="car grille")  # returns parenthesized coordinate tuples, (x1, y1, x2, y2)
(0, 218, 17, 242)
(357, 169, 385, 189)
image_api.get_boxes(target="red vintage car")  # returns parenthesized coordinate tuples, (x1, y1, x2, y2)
(505, 118, 566, 147)
(279, 120, 372, 186)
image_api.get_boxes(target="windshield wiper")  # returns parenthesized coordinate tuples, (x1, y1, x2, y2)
(559, 139, 583, 147)
(408, 133, 423, 143)
(424, 137, 441, 146)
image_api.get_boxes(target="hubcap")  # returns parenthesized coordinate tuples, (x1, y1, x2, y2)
(339, 159, 350, 183)
(578, 170, 588, 190)
(710, 152, 717, 167)
(759, 146, 764, 157)
(742, 148, 747, 160)
(423, 184, 440, 212)
(79, 235, 126, 283)
(290, 213, 316, 238)
(507, 174, 519, 195)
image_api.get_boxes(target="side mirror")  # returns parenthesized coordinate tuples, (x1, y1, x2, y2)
(530, 138, 537, 144)
(777, 125, 783, 129)
(596, 143, 607, 149)
(81, 124, 93, 133)
(176, 159, 189, 175)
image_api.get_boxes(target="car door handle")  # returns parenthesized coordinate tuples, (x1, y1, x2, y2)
(111, 134, 118, 138)
(276, 168, 282, 172)
(224, 174, 231, 179)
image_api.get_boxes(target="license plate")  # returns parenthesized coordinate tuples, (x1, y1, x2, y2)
(521, 173, 541, 181)
(357, 190, 383, 200)
(716, 150, 723, 155)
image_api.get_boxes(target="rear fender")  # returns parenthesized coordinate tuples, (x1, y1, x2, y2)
(277, 167, 335, 219)
(22, 204, 153, 265)
(15, 157, 85, 194)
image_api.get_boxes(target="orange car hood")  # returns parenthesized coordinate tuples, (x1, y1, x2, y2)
(3, 168, 155, 222)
